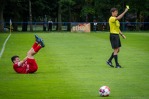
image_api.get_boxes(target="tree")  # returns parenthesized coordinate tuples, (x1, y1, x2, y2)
(81, 0, 95, 22)
(3, 0, 27, 31)
(1, 0, 149, 32)
(0, 0, 6, 32)
(126, 0, 149, 30)
(29, 0, 33, 31)
(57, 1, 62, 31)
(60, 0, 76, 31)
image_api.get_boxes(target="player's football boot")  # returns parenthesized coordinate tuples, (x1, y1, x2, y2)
(35, 35, 41, 43)
(106, 61, 114, 68)
(39, 39, 45, 47)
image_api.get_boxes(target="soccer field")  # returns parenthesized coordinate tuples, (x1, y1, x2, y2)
(0, 32, 149, 99)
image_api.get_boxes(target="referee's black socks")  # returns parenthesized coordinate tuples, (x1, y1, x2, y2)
(108, 52, 114, 62)
(113, 55, 119, 65)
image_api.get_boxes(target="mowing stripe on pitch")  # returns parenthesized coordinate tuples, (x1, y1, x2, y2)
(0, 33, 11, 58)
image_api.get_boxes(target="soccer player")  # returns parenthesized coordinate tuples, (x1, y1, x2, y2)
(107, 7, 129, 68)
(11, 35, 45, 74)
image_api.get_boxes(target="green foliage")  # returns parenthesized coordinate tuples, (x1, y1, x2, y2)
(81, 6, 95, 16)
(0, 0, 148, 32)
(60, 0, 76, 5)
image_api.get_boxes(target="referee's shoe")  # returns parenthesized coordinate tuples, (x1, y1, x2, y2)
(106, 61, 114, 68)
(116, 64, 122, 68)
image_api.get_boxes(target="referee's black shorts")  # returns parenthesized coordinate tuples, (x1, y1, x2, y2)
(110, 33, 121, 49)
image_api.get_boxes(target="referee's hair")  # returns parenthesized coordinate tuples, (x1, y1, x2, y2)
(110, 8, 118, 13)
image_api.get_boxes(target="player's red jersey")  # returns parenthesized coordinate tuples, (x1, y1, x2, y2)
(13, 58, 38, 74)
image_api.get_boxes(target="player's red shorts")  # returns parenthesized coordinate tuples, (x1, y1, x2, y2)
(26, 58, 38, 73)
(13, 58, 38, 74)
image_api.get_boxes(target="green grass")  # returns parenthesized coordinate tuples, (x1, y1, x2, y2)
(0, 33, 9, 49)
(0, 32, 149, 99)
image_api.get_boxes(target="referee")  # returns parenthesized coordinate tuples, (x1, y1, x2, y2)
(107, 7, 129, 68)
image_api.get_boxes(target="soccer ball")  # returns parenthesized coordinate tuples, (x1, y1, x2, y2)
(99, 86, 110, 97)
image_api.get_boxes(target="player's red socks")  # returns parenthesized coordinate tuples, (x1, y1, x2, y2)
(32, 42, 42, 52)
(32, 42, 38, 49)
(34, 46, 42, 52)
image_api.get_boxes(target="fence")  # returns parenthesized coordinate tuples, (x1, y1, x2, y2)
(3, 22, 149, 32)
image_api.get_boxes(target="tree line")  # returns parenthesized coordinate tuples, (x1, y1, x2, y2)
(0, 0, 149, 32)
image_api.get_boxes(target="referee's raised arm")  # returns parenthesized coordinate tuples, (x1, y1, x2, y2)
(116, 8, 129, 20)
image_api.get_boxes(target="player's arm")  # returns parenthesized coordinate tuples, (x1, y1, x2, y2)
(116, 8, 128, 20)
(119, 30, 126, 39)
(18, 57, 28, 66)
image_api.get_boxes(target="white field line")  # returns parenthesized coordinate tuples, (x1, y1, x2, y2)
(0, 33, 11, 58)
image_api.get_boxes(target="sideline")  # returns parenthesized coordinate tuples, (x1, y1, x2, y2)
(0, 33, 11, 58)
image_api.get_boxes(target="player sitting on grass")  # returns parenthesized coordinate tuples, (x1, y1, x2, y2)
(107, 7, 129, 68)
(11, 35, 45, 74)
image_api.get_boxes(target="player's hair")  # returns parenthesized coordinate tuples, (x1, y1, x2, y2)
(11, 55, 19, 63)
(110, 8, 118, 13)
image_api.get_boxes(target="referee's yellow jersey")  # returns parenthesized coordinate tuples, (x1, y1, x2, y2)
(109, 16, 120, 34)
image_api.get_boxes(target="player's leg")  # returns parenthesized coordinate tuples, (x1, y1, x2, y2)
(27, 48, 36, 59)
(35, 35, 45, 47)
(32, 42, 38, 50)
(27, 35, 45, 59)
(31, 35, 45, 55)
(27, 44, 44, 58)
(25, 44, 42, 73)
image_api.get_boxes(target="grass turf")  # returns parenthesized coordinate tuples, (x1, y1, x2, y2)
(0, 32, 149, 99)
